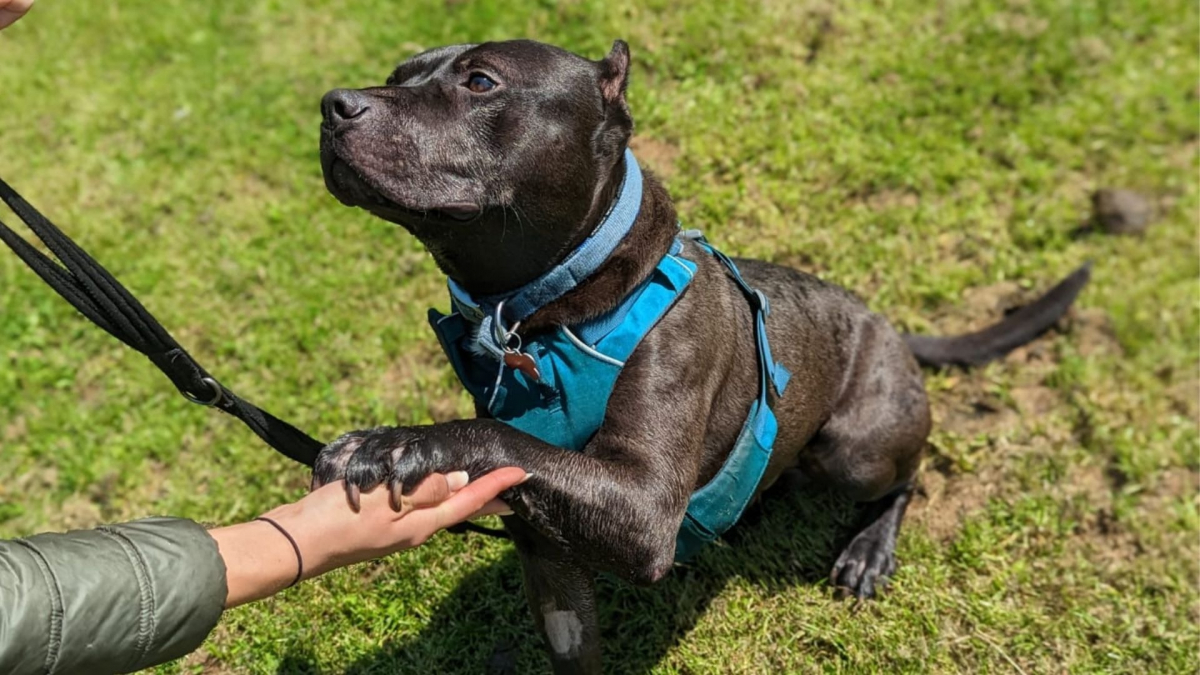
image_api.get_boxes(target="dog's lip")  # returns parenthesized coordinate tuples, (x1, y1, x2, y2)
(369, 201, 483, 223)
(324, 154, 485, 222)
(362, 190, 483, 221)
(438, 202, 483, 221)
(324, 156, 389, 206)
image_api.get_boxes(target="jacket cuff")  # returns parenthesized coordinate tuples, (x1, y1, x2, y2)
(98, 517, 228, 672)
(3, 517, 227, 674)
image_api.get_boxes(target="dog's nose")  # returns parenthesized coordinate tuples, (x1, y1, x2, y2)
(322, 89, 372, 125)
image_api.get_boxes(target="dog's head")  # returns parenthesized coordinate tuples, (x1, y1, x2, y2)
(320, 39, 634, 292)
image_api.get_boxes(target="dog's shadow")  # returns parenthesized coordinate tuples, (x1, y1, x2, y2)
(279, 484, 865, 675)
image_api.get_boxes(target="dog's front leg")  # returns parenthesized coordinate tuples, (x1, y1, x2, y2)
(507, 519, 601, 674)
(311, 416, 700, 585)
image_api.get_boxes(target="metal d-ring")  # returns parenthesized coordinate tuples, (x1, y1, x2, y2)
(183, 377, 224, 407)
(491, 300, 509, 346)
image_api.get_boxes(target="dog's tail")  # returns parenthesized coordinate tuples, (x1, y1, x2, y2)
(904, 263, 1091, 368)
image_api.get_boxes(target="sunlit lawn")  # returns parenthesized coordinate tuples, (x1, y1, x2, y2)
(1, 0, 1196, 672)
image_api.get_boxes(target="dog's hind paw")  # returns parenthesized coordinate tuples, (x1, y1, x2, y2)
(829, 524, 899, 600)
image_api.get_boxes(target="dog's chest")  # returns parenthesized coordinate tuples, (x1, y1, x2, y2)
(429, 247, 698, 451)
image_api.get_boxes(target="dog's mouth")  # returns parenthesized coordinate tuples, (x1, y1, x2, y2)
(323, 155, 483, 223)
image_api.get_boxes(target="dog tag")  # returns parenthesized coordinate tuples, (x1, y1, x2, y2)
(504, 350, 541, 381)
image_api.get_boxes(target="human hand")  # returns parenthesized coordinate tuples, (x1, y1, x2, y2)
(0, 0, 34, 30)
(261, 468, 527, 579)
(216, 467, 526, 608)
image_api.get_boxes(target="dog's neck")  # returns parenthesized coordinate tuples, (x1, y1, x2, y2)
(520, 169, 679, 333)
(420, 154, 680, 334)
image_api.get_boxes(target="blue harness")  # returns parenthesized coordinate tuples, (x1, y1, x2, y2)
(429, 150, 790, 562)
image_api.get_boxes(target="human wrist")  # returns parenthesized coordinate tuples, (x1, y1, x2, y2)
(212, 517, 307, 609)
(254, 516, 304, 587)
(257, 499, 337, 580)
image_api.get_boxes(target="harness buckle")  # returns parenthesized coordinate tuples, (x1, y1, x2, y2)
(752, 289, 770, 317)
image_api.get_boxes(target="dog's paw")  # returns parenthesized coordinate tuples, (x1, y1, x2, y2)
(311, 426, 447, 511)
(829, 525, 898, 600)
(310, 429, 371, 488)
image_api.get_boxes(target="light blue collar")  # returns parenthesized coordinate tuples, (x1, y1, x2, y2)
(447, 148, 644, 361)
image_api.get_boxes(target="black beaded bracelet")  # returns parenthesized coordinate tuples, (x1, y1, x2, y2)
(255, 516, 303, 588)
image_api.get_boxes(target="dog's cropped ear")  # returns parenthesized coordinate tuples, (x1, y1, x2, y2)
(598, 40, 630, 105)
(594, 40, 633, 161)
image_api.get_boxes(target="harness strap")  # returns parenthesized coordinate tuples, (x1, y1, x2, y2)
(683, 230, 790, 396)
(0, 178, 323, 467)
(674, 232, 791, 562)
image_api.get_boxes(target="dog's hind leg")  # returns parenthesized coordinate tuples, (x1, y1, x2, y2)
(800, 316, 930, 599)
(506, 520, 602, 675)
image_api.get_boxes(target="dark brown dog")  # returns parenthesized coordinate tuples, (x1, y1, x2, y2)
(313, 39, 1088, 673)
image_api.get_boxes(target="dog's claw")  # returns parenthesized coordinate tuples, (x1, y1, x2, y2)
(830, 527, 897, 600)
(858, 573, 877, 599)
(346, 482, 361, 512)
(389, 479, 405, 512)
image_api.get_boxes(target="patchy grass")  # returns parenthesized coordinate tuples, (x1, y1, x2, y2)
(1, 0, 1197, 672)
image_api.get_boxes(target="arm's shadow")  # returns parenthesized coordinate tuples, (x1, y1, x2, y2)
(279, 483, 865, 674)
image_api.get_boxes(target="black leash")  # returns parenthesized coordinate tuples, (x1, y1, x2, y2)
(0, 178, 510, 539)
(0, 178, 323, 467)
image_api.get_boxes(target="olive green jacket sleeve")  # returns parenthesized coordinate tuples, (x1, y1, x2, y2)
(0, 517, 227, 675)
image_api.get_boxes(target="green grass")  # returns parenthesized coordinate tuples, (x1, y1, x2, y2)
(1, 0, 1196, 672)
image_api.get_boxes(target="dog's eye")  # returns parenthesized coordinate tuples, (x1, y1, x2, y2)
(466, 73, 497, 93)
